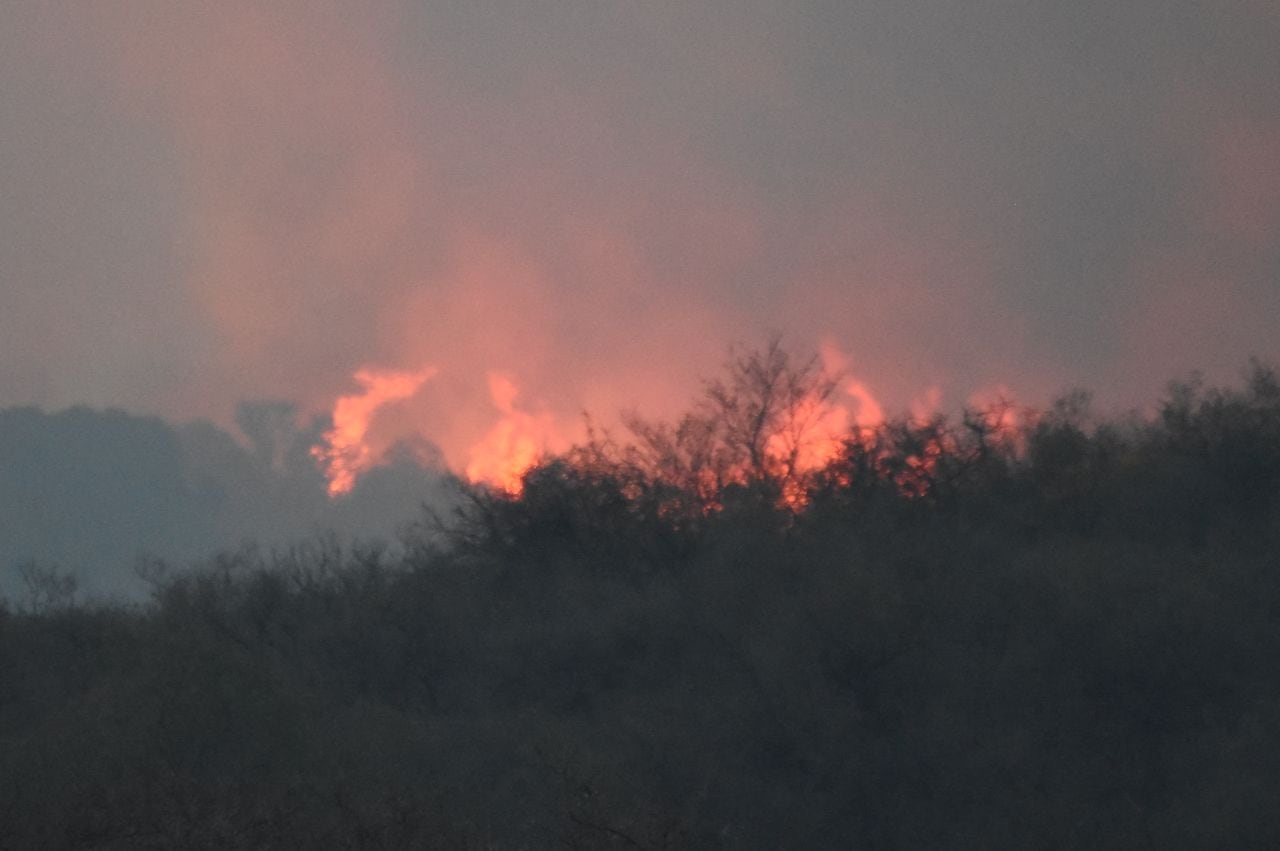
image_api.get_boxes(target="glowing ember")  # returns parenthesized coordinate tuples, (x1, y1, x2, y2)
(312, 366, 437, 496)
(465, 372, 564, 495)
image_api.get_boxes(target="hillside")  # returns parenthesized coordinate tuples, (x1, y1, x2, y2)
(3, 350, 1279, 848)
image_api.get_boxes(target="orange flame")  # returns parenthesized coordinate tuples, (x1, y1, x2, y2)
(764, 343, 888, 510)
(845, 379, 885, 428)
(465, 372, 564, 495)
(312, 366, 437, 496)
(821, 340, 885, 431)
(309, 344, 1024, 511)
(767, 393, 848, 475)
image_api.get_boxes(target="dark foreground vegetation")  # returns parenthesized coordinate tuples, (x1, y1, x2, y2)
(4, 345, 1280, 848)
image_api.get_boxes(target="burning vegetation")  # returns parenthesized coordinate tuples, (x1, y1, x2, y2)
(309, 337, 967, 510)
(8, 343, 1280, 847)
(308, 338, 1040, 520)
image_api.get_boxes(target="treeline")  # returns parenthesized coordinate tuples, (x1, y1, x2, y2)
(3, 345, 1280, 848)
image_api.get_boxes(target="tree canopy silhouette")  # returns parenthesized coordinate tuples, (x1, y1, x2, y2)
(4, 343, 1280, 848)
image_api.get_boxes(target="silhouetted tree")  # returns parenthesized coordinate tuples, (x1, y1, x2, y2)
(623, 336, 840, 514)
(4, 349, 1280, 848)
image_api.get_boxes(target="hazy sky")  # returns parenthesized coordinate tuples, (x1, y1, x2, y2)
(3, 1, 1278, 475)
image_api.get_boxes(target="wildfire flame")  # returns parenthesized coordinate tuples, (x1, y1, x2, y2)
(311, 366, 437, 496)
(765, 343, 889, 509)
(310, 348, 1024, 508)
(465, 372, 564, 495)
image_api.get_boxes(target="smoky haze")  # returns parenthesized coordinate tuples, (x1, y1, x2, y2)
(0, 404, 456, 600)
(1, 3, 1278, 579)
(4, 3, 1278, 419)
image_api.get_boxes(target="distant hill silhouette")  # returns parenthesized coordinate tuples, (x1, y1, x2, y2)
(0, 403, 456, 601)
